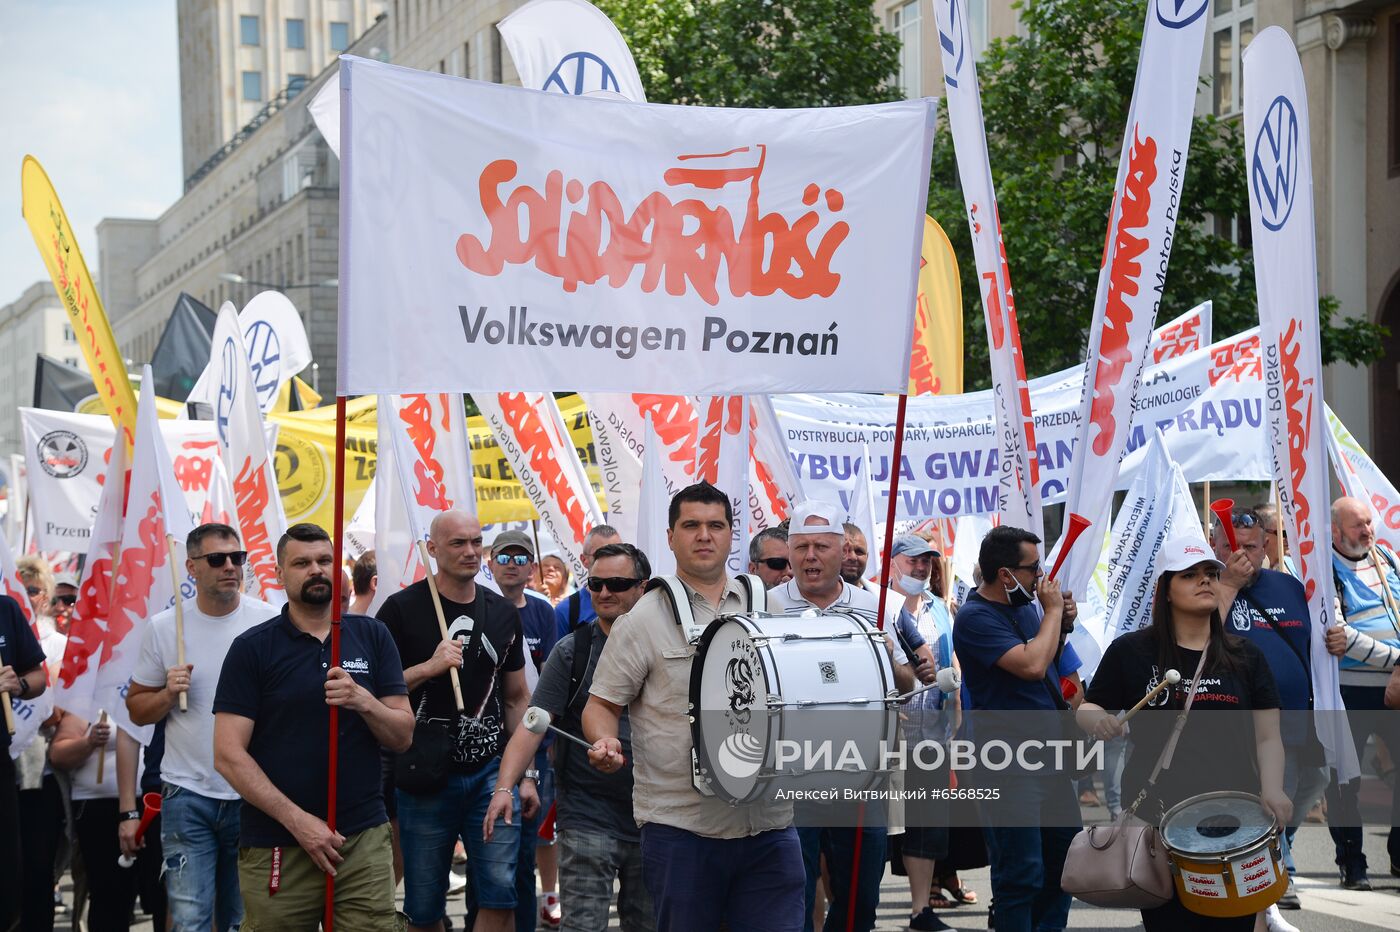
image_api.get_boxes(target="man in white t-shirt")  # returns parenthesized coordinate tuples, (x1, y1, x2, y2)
(127, 522, 278, 932)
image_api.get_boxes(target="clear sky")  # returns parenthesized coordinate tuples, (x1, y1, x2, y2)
(1, 0, 182, 306)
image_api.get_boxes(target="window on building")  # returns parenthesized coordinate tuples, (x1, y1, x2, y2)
(463, 41, 472, 78)
(65, 357, 79, 368)
(491, 24, 503, 83)
(288, 74, 308, 96)
(330, 21, 350, 52)
(889, 1, 921, 99)
(240, 14, 260, 46)
(286, 18, 306, 49)
(1390, 14, 1400, 176)
(62, 323, 75, 343)
(242, 71, 263, 101)
(1211, 0, 1254, 116)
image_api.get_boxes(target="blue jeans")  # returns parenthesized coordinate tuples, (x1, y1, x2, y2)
(1102, 736, 1128, 816)
(160, 783, 243, 932)
(640, 823, 804, 932)
(1280, 749, 1328, 876)
(398, 761, 521, 924)
(797, 827, 886, 932)
(981, 773, 1080, 932)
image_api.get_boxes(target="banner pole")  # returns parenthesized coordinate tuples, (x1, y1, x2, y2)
(1202, 481, 1211, 533)
(847, 393, 909, 932)
(531, 519, 546, 590)
(1271, 483, 1285, 569)
(165, 535, 188, 712)
(325, 394, 347, 931)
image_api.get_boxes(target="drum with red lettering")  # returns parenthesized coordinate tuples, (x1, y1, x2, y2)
(1160, 792, 1284, 917)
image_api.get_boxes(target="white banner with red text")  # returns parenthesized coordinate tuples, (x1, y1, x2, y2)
(1327, 406, 1400, 554)
(337, 56, 934, 394)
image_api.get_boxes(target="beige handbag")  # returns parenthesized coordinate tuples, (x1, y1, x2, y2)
(1061, 646, 1210, 908)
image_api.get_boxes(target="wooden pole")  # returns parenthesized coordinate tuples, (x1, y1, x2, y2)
(1, 688, 13, 736)
(325, 395, 348, 932)
(416, 539, 465, 711)
(530, 519, 546, 590)
(1202, 481, 1212, 533)
(166, 535, 188, 712)
(1272, 484, 1286, 569)
(94, 709, 108, 785)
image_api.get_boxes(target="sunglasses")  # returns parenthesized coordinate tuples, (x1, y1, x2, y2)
(193, 551, 248, 568)
(758, 557, 790, 571)
(55, 594, 77, 606)
(586, 576, 643, 594)
(1217, 512, 1260, 529)
(493, 553, 532, 566)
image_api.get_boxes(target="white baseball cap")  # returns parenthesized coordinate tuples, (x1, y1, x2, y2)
(787, 500, 844, 536)
(1155, 535, 1225, 575)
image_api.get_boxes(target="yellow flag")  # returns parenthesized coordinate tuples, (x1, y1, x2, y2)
(908, 215, 964, 395)
(21, 156, 139, 450)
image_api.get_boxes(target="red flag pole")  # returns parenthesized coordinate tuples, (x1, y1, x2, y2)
(325, 394, 348, 931)
(846, 392, 910, 932)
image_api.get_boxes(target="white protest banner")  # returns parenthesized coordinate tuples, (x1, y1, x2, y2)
(385, 393, 477, 524)
(696, 396, 751, 575)
(932, 0, 1041, 537)
(22, 408, 228, 551)
(371, 406, 423, 615)
(1244, 26, 1355, 780)
(188, 292, 313, 414)
(498, 0, 647, 102)
(775, 326, 1271, 520)
(637, 416, 675, 577)
(1057, 0, 1210, 594)
(1099, 429, 1202, 641)
(1327, 406, 1400, 553)
(580, 393, 700, 498)
(842, 443, 880, 583)
(1152, 301, 1212, 363)
(338, 56, 934, 394)
(582, 402, 644, 542)
(209, 304, 287, 604)
(749, 394, 803, 525)
(54, 438, 126, 723)
(346, 474, 377, 562)
(474, 393, 604, 579)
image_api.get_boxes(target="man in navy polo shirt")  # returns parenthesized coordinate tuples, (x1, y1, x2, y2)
(952, 526, 1080, 932)
(1213, 508, 1325, 913)
(214, 523, 412, 930)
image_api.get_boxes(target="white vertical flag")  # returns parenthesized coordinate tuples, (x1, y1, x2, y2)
(931, 0, 1042, 539)
(749, 394, 803, 528)
(699, 396, 751, 576)
(1244, 25, 1356, 781)
(187, 292, 314, 415)
(844, 443, 879, 584)
(209, 304, 287, 604)
(1054, 0, 1210, 593)
(638, 415, 675, 578)
(583, 402, 644, 542)
(1326, 406, 1400, 554)
(498, 0, 648, 102)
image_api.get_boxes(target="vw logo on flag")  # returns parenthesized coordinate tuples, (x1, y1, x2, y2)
(1251, 95, 1299, 232)
(938, 0, 966, 89)
(216, 336, 238, 445)
(544, 51, 621, 96)
(244, 320, 283, 410)
(1155, 0, 1209, 29)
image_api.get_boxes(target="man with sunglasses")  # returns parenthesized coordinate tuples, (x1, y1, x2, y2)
(128, 522, 278, 931)
(748, 526, 794, 590)
(1211, 507, 1325, 912)
(486, 543, 656, 931)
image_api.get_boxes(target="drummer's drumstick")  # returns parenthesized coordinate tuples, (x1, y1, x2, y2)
(95, 709, 109, 785)
(1116, 670, 1181, 723)
(417, 540, 465, 712)
(166, 536, 188, 712)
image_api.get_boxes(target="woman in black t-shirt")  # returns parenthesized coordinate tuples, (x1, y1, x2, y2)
(1076, 537, 1290, 931)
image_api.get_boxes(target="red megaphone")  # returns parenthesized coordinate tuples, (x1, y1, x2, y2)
(117, 791, 162, 868)
(1047, 513, 1092, 582)
(1211, 499, 1238, 551)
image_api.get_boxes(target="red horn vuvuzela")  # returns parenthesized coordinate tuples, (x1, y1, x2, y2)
(117, 791, 163, 868)
(1211, 498, 1238, 551)
(1047, 513, 1092, 582)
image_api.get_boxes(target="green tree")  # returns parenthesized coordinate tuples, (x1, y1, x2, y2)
(924, 0, 1385, 386)
(597, 0, 902, 107)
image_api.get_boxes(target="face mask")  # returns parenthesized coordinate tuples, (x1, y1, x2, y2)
(895, 574, 926, 596)
(1003, 577, 1034, 607)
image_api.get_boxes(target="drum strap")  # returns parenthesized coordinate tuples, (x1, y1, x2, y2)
(1131, 644, 1211, 815)
(645, 573, 768, 641)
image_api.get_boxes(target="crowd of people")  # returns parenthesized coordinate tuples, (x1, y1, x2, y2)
(2, 482, 1399, 932)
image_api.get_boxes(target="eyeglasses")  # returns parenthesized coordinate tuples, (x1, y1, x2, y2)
(1011, 561, 1043, 574)
(493, 553, 532, 566)
(586, 576, 643, 594)
(758, 557, 790, 572)
(193, 551, 248, 568)
(55, 594, 77, 606)
(1229, 512, 1259, 528)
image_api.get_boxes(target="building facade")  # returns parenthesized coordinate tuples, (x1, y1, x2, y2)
(0, 282, 84, 461)
(879, 0, 1400, 479)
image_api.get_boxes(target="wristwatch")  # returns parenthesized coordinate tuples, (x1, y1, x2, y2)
(523, 768, 541, 782)
(119, 810, 141, 823)
(16, 676, 29, 699)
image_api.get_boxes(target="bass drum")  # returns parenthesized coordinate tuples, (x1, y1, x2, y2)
(688, 611, 899, 804)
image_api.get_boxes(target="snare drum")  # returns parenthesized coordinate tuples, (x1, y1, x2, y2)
(689, 611, 899, 804)
(1160, 792, 1285, 917)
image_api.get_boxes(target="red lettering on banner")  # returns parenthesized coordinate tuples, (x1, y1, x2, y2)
(1209, 334, 1262, 385)
(909, 264, 939, 394)
(398, 395, 453, 511)
(631, 394, 698, 478)
(696, 396, 744, 485)
(748, 408, 790, 522)
(456, 147, 848, 307)
(499, 393, 591, 546)
(1280, 321, 1317, 601)
(173, 441, 219, 493)
(234, 458, 281, 597)
(1152, 316, 1201, 363)
(1088, 129, 1157, 455)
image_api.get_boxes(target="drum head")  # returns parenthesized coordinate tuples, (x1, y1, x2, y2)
(690, 615, 773, 803)
(1162, 792, 1275, 858)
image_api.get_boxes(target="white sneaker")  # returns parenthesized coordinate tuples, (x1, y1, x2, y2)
(1263, 904, 1300, 932)
(447, 870, 467, 893)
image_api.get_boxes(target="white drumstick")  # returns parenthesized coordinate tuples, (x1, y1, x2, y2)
(894, 667, 962, 703)
(522, 706, 595, 752)
(1117, 669, 1181, 723)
